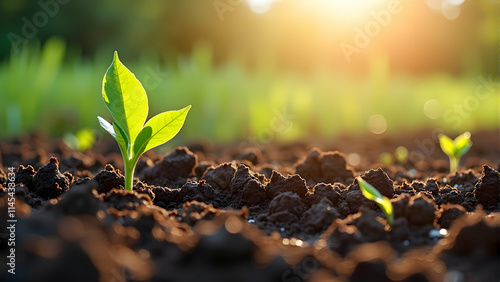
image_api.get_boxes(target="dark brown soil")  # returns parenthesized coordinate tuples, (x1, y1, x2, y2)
(1, 130, 499, 282)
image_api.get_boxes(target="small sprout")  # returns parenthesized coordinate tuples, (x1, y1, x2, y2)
(395, 146, 408, 163)
(98, 51, 191, 191)
(63, 128, 96, 151)
(379, 152, 393, 165)
(357, 177, 394, 226)
(438, 132, 472, 173)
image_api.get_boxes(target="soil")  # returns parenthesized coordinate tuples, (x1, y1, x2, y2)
(0, 130, 499, 282)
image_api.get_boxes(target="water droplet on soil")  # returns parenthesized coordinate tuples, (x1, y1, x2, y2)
(444, 270, 465, 282)
(429, 229, 445, 239)
(439, 228, 448, 236)
(290, 238, 304, 247)
(280, 227, 285, 232)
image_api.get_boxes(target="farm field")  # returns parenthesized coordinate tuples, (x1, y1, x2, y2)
(1, 1, 499, 281)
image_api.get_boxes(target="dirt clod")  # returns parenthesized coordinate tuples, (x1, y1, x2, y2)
(438, 203, 466, 229)
(301, 198, 339, 234)
(356, 168, 395, 199)
(406, 193, 437, 226)
(266, 171, 308, 199)
(240, 179, 267, 206)
(202, 162, 236, 191)
(229, 164, 259, 195)
(307, 183, 342, 207)
(268, 191, 304, 224)
(31, 157, 71, 199)
(181, 181, 215, 203)
(474, 165, 500, 208)
(93, 164, 124, 193)
(142, 146, 197, 187)
(295, 149, 354, 184)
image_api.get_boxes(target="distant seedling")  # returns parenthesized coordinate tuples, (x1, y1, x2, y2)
(63, 128, 96, 151)
(379, 152, 393, 165)
(395, 146, 408, 163)
(357, 177, 393, 227)
(98, 51, 191, 191)
(379, 146, 408, 165)
(438, 132, 472, 174)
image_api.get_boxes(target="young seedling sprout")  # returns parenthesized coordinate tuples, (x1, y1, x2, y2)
(98, 51, 191, 191)
(438, 132, 472, 174)
(63, 128, 96, 152)
(395, 146, 408, 163)
(357, 177, 393, 227)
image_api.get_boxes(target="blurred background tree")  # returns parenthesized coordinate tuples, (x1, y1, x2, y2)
(1, 0, 497, 74)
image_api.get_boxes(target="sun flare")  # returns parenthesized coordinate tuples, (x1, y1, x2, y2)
(300, 0, 386, 23)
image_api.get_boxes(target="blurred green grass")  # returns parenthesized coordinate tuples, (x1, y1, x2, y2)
(0, 38, 497, 144)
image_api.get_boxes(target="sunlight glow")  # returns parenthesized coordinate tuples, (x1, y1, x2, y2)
(301, 0, 386, 23)
(426, 0, 465, 20)
(327, 0, 377, 13)
(247, 0, 276, 14)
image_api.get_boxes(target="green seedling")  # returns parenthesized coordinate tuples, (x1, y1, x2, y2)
(438, 132, 472, 174)
(63, 128, 96, 151)
(98, 51, 191, 191)
(395, 146, 408, 163)
(357, 177, 393, 227)
(379, 152, 393, 165)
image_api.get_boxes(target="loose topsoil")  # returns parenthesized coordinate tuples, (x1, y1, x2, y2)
(1, 130, 499, 282)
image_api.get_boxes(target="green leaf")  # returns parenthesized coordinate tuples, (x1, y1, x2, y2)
(439, 134, 455, 157)
(102, 51, 148, 144)
(357, 177, 393, 226)
(133, 105, 191, 157)
(379, 197, 394, 226)
(98, 116, 116, 139)
(358, 177, 384, 200)
(113, 122, 130, 158)
(454, 132, 472, 157)
(98, 116, 129, 156)
(456, 142, 472, 157)
(454, 131, 470, 148)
